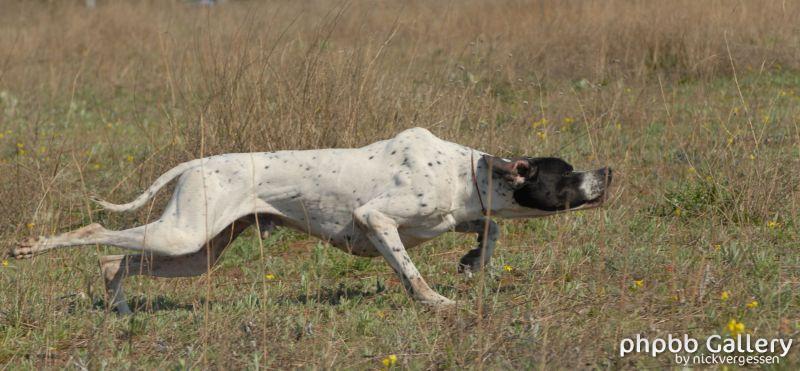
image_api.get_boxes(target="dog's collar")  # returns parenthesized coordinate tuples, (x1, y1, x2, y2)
(470, 151, 488, 216)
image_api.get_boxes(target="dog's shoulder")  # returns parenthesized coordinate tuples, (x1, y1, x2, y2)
(388, 127, 452, 152)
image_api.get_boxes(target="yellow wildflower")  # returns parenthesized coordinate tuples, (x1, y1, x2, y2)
(126, 155, 134, 163)
(727, 319, 745, 336)
(26, 223, 35, 230)
(92, 163, 101, 170)
(0, 133, 4, 139)
(749, 154, 756, 160)
(720, 291, 729, 301)
(563, 117, 574, 124)
(532, 118, 548, 128)
(381, 354, 398, 368)
(687, 167, 696, 174)
(265, 273, 275, 280)
(16, 142, 24, 149)
(633, 279, 644, 289)
(503, 264, 514, 272)
(536, 131, 547, 140)
(767, 220, 781, 229)
(674, 208, 682, 217)
(713, 244, 721, 251)
(2, 259, 8, 267)
(746, 300, 759, 309)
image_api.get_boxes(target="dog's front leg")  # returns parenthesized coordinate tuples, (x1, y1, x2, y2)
(455, 219, 499, 274)
(354, 207, 455, 308)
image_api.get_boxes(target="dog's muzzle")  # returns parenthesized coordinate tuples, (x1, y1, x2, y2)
(581, 167, 613, 205)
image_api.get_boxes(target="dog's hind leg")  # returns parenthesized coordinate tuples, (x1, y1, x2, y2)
(11, 220, 210, 259)
(99, 217, 253, 314)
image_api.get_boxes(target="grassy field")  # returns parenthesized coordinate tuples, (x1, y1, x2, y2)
(0, 0, 798, 369)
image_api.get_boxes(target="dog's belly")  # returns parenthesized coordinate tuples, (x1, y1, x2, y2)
(271, 214, 378, 257)
(272, 211, 447, 258)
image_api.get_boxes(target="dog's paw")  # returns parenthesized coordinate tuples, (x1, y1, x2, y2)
(457, 254, 489, 276)
(114, 304, 133, 316)
(420, 296, 456, 309)
(11, 236, 40, 259)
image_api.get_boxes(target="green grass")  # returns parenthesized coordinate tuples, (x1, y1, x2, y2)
(2, 77, 799, 368)
(1, 1, 799, 368)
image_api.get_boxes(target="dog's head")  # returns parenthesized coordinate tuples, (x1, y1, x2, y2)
(483, 155, 612, 213)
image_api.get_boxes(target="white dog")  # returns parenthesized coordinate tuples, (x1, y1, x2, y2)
(12, 128, 611, 313)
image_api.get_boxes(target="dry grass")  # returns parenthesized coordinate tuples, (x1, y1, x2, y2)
(0, 0, 798, 369)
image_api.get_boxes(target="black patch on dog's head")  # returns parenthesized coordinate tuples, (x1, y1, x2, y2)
(483, 155, 611, 211)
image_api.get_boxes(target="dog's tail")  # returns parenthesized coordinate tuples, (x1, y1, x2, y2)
(91, 159, 204, 212)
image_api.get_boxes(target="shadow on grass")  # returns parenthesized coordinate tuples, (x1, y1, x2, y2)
(93, 295, 201, 313)
(90, 280, 391, 313)
(284, 281, 386, 306)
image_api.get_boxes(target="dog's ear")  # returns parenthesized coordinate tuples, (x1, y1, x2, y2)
(482, 155, 535, 188)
